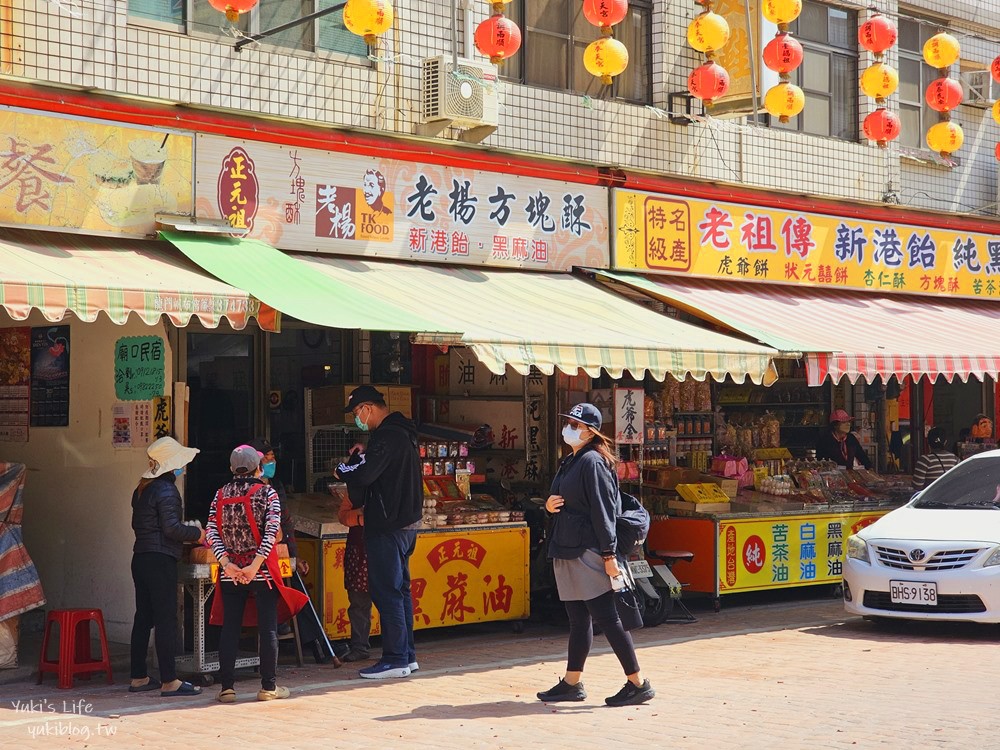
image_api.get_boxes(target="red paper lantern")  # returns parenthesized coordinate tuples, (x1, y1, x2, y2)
(687, 61, 731, 105)
(474, 14, 522, 64)
(992, 55, 1000, 84)
(995, 142, 1000, 161)
(863, 108, 901, 147)
(858, 13, 897, 55)
(583, 0, 629, 29)
(763, 33, 803, 74)
(926, 77, 963, 113)
(208, 0, 258, 22)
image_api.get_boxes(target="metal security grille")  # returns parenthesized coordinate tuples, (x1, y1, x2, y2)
(303, 389, 366, 493)
(307, 427, 366, 492)
(875, 546, 984, 571)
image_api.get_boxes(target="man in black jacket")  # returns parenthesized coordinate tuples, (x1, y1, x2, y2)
(336, 386, 421, 679)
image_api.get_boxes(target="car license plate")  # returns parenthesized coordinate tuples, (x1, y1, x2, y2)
(889, 580, 937, 605)
(627, 559, 653, 578)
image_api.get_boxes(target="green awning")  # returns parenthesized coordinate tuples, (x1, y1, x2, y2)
(161, 232, 454, 333)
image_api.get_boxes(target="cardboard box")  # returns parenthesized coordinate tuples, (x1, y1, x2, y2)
(650, 467, 702, 489)
(311, 385, 351, 425)
(700, 474, 739, 499)
(667, 499, 732, 514)
(311, 384, 414, 425)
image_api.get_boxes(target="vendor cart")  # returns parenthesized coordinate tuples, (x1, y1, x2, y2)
(290, 493, 530, 639)
(647, 502, 900, 611)
(175, 554, 296, 675)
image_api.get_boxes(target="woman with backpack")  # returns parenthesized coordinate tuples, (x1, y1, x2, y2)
(537, 402, 655, 707)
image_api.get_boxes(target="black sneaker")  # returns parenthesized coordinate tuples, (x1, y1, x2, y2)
(537, 678, 586, 702)
(605, 679, 655, 707)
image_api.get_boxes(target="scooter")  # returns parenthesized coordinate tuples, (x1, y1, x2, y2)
(625, 549, 677, 627)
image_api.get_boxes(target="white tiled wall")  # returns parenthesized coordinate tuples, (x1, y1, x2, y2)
(2, 0, 997, 216)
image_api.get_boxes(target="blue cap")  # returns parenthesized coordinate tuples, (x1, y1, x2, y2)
(558, 402, 603, 431)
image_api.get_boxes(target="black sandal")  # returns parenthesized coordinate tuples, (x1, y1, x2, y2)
(161, 681, 202, 697)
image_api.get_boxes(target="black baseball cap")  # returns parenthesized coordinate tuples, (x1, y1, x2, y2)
(344, 385, 386, 413)
(248, 437, 272, 455)
(558, 402, 603, 431)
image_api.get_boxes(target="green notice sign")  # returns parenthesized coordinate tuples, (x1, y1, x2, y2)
(114, 336, 165, 401)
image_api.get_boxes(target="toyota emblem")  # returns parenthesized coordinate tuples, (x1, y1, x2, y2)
(908, 549, 926, 562)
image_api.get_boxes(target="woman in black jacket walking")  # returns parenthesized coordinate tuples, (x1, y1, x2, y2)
(128, 437, 203, 697)
(537, 403, 655, 707)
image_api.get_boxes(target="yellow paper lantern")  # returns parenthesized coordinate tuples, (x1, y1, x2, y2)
(926, 120, 964, 156)
(922, 32, 960, 69)
(687, 11, 730, 54)
(993, 99, 1000, 126)
(762, 0, 802, 26)
(344, 0, 394, 46)
(764, 82, 805, 122)
(583, 37, 629, 85)
(860, 63, 899, 100)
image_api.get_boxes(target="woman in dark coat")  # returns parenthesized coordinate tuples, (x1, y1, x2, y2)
(128, 437, 203, 697)
(538, 403, 655, 707)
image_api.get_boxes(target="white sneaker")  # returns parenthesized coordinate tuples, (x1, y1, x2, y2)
(408, 661, 419, 672)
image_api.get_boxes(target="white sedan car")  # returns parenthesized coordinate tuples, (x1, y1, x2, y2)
(844, 450, 1000, 623)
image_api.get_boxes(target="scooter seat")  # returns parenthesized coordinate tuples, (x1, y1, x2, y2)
(651, 549, 695, 564)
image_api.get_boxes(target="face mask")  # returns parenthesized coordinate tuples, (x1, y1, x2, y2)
(173, 468, 184, 477)
(354, 406, 370, 432)
(562, 424, 587, 447)
(261, 461, 276, 479)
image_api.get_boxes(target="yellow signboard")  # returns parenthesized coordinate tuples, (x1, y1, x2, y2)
(0, 110, 192, 236)
(717, 511, 890, 592)
(304, 526, 529, 639)
(613, 189, 1000, 300)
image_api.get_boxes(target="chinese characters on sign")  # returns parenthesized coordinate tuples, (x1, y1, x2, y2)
(318, 528, 528, 637)
(614, 189, 1000, 300)
(524, 366, 547, 485)
(217, 147, 259, 232)
(198, 135, 609, 271)
(614, 387, 644, 445)
(719, 512, 886, 592)
(152, 395, 172, 440)
(114, 336, 165, 401)
(0, 110, 193, 236)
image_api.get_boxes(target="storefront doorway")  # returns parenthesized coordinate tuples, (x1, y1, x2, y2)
(183, 330, 259, 520)
(931, 377, 989, 452)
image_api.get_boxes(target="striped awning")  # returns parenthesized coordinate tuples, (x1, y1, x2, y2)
(289, 255, 779, 384)
(0, 229, 277, 331)
(596, 271, 1000, 386)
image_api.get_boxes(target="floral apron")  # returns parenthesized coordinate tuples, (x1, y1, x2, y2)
(208, 487, 308, 626)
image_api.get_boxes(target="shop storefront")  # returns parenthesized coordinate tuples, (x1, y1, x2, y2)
(159, 135, 782, 639)
(0, 106, 278, 641)
(584, 185, 1000, 606)
(0, 91, 786, 649)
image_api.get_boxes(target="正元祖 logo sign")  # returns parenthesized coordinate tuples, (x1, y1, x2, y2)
(217, 147, 259, 232)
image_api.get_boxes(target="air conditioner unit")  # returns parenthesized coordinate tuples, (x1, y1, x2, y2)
(420, 55, 499, 129)
(960, 70, 999, 108)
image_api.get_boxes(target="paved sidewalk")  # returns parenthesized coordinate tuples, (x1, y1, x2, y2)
(0, 596, 996, 748)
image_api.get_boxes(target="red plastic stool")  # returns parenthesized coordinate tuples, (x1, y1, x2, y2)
(37, 609, 114, 689)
